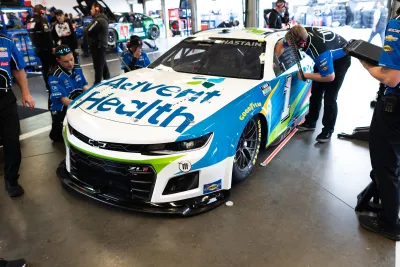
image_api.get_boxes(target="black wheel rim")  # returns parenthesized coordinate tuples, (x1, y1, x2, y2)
(235, 119, 259, 171)
(108, 32, 115, 43)
(151, 27, 159, 38)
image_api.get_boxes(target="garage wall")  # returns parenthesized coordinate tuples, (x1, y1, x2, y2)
(30, 0, 132, 14)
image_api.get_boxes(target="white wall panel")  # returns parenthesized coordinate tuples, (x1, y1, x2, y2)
(32, 0, 131, 14)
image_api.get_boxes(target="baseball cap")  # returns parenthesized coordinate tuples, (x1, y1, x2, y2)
(55, 45, 72, 56)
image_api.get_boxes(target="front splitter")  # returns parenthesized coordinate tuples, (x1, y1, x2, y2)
(56, 160, 230, 217)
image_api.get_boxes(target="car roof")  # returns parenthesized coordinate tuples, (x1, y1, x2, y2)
(192, 27, 284, 40)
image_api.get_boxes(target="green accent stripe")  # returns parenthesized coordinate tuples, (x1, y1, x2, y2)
(68, 142, 184, 174)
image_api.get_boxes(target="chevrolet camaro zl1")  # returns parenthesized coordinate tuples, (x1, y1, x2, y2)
(57, 27, 315, 216)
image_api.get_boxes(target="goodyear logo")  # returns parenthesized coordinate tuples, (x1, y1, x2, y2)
(384, 45, 394, 53)
(203, 179, 222, 194)
(239, 102, 262, 121)
(386, 35, 398, 42)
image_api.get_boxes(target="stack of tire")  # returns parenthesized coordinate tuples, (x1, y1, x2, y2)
(362, 10, 375, 28)
(332, 7, 347, 26)
(353, 10, 363, 28)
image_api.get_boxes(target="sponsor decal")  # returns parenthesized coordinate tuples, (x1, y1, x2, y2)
(386, 35, 398, 42)
(187, 76, 225, 89)
(72, 77, 222, 133)
(388, 28, 400, 34)
(384, 45, 394, 53)
(0, 62, 9, 67)
(261, 83, 271, 96)
(239, 102, 262, 121)
(0, 52, 8, 58)
(51, 86, 59, 91)
(129, 166, 150, 174)
(204, 179, 222, 194)
(322, 66, 328, 71)
(51, 81, 58, 84)
(88, 139, 107, 148)
(0, 47, 7, 52)
(320, 61, 327, 67)
(51, 92, 62, 97)
(179, 161, 192, 173)
(310, 27, 336, 43)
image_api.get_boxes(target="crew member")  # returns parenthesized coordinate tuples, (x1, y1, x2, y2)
(357, 14, 400, 241)
(368, 1, 388, 46)
(0, 34, 36, 197)
(217, 20, 240, 28)
(26, 4, 56, 105)
(52, 10, 79, 62)
(268, 0, 287, 29)
(48, 45, 88, 142)
(85, 3, 110, 85)
(275, 25, 351, 142)
(120, 36, 151, 72)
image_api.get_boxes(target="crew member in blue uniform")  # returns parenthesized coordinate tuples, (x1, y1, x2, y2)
(357, 14, 400, 241)
(120, 35, 151, 73)
(275, 25, 351, 142)
(0, 34, 36, 197)
(48, 45, 88, 142)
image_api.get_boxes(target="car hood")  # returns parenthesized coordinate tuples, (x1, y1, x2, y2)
(68, 68, 261, 142)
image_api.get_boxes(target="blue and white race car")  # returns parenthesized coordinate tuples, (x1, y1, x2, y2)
(57, 28, 314, 216)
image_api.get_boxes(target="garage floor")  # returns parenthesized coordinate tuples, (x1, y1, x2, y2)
(0, 33, 396, 267)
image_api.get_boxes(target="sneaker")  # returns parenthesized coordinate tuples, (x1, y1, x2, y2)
(316, 131, 332, 143)
(5, 180, 25, 198)
(297, 122, 316, 132)
(0, 258, 27, 267)
(358, 215, 400, 241)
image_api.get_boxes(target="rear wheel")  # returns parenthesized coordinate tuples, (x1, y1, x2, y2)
(232, 116, 262, 184)
(108, 29, 118, 47)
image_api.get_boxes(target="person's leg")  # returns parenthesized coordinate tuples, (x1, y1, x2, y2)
(379, 30, 386, 47)
(49, 110, 66, 142)
(368, 30, 377, 43)
(298, 81, 324, 130)
(39, 53, 51, 91)
(91, 47, 104, 85)
(2, 101, 24, 197)
(321, 58, 351, 133)
(101, 47, 110, 80)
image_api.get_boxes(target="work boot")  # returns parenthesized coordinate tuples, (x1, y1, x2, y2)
(358, 215, 400, 241)
(316, 130, 333, 143)
(0, 258, 27, 267)
(297, 122, 316, 132)
(5, 179, 25, 198)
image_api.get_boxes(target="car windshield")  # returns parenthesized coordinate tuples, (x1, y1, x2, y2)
(148, 37, 265, 80)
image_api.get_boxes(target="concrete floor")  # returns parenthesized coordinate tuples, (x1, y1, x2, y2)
(0, 31, 397, 267)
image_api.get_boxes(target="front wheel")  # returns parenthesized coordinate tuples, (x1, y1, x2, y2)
(232, 116, 262, 184)
(149, 25, 160, 40)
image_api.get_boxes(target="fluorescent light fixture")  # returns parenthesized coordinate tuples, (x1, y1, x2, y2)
(1, 9, 28, 13)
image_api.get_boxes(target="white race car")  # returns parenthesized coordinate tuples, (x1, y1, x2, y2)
(57, 27, 314, 216)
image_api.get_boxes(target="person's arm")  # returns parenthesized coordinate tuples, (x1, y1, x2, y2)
(83, 85, 89, 91)
(87, 18, 101, 36)
(361, 61, 400, 88)
(268, 11, 279, 28)
(10, 40, 35, 108)
(300, 50, 336, 82)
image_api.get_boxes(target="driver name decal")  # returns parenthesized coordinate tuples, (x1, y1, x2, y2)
(219, 40, 263, 47)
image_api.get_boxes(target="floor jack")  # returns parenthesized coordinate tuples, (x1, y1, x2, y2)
(337, 126, 370, 142)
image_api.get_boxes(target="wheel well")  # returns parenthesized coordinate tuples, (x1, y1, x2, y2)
(256, 113, 268, 149)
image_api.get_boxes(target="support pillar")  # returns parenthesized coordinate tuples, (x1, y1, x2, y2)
(161, 0, 169, 38)
(188, 0, 201, 34)
(246, 0, 259, 28)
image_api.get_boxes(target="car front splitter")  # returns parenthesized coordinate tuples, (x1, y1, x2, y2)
(56, 160, 229, 217)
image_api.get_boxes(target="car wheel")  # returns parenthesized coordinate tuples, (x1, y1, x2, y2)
(108, 29, 118, 47)
(149, 25, 160, 40)
(232, 116, 262, 184)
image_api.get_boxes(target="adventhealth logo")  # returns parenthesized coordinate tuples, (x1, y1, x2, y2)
(187, 76, 225, 89)
(72, 77, 222, 133)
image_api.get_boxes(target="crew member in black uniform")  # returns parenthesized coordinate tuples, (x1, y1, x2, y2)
(357, 13, 400, 241)
(85, 3, 110, 85)
(268, 0, 287, 29)
(0, 34, 35, 197)
(275, 25, 351, 142)
(26, 4, 56, 106)
(52, 10, 79, 62)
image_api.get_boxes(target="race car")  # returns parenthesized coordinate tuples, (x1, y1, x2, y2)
(108, 12, 163, 46)
(57, 27, 315, 216)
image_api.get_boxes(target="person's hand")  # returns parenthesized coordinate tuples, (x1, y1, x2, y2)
(22, 93, 35, 109)
(52, 48, 55, 54)
(297, 71, 307, 81)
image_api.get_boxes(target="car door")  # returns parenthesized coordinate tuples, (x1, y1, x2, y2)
(264, 38, 313, 146)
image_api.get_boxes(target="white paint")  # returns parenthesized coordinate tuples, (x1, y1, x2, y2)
(19, 125, 52, 141)
(226, 201, 234, 207)
(396, 242, 400, 267)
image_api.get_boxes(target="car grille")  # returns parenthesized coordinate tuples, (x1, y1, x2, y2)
(69, 147, 156, 201)
(69, 124, 144, 153)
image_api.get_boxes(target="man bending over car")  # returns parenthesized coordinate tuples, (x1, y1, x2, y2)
(48, 45, 89, 142)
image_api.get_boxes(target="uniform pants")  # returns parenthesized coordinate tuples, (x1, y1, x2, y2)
(369, 94, 400, 225)
(49, 109, 67, 142)
(91, 46, 110, 85)
(305, 56, 351, 133)
(0, 94, 21, 186)
(368, 29, 386, 47)
(38, 50, 56, 91)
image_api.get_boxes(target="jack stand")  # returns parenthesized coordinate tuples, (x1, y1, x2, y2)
(337, 126, 370, 142)
(355, 182, 382, 213)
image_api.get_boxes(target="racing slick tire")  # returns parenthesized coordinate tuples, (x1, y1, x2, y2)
(149, 25, 160, 40)
(232, 115, 262, 184)
(108, 29, 118, 47)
